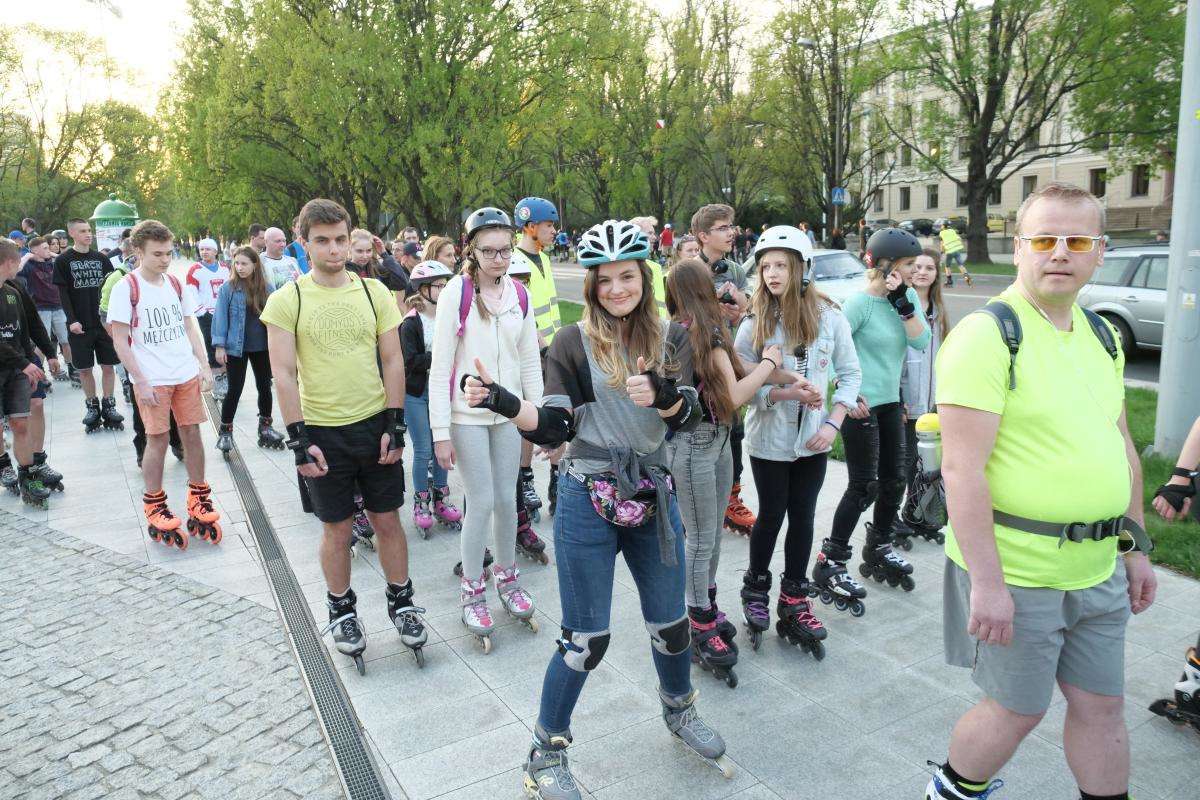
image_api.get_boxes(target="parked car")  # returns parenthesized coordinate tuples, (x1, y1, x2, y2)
(986, 213, 1008, 233)
(899, 218, 935, 236)
(1075, 245, 1168, 355)
(933, 216, 968, 233)
(744, 249, 868, 306)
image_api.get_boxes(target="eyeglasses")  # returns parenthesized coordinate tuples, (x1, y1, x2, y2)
(474, 246, 513, 261)
(709, 224, 734, 234)
(1019, 235, 1102, 253)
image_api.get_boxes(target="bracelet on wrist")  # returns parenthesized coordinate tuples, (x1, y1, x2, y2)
(823, 419, 841, 432)
(761, 356, 779, 369)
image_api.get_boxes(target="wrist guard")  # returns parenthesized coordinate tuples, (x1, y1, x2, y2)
(643, 371, 683, 411)
(1154, 480, 1196, 513)
(385, 407, 407, 451)
(459, 373, 522, 418)
(285, 421, 314, 466)
(887, 285, 915, 317)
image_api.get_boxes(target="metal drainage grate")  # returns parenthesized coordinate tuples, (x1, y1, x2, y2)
(205, 398, 395, 800)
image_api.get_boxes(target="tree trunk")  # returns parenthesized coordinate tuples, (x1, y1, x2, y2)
(964, 169, 992, 264)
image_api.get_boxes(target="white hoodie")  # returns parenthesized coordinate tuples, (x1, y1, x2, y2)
(427, 273, 543, 441)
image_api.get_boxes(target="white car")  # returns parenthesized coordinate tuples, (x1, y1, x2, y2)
(745, 249, 869, 306)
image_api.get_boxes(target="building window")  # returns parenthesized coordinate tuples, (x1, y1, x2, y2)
(1023, 125, 1040, 152)
(989, 184, 1001, 205)
(872, 149, 886, 172)
(1022, 175, 1038, 200)
(899, 186, 911, 211)
(956, 184, 968, 207)
(1089, 168, 1107, 198)
(901, 145, 913, 167)
(927, 184, 939, 209)
(1131, 164, 1150, 197)
(873, 189, 884, 212)
(958, 136, 971, 160)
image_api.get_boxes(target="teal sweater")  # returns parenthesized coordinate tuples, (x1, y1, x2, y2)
(842, 288, 931, 407)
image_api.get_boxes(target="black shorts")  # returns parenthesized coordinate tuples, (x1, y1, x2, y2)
(0, 368, 32, 418)
(302, 411, 406, 523)
(69, 326, 119, 369)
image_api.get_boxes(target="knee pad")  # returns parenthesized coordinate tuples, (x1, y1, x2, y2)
(557, 628, 610, 672)
(878, 477, 906, 507)
(847, 480, 879, 512)
(646, 616, 690, 656)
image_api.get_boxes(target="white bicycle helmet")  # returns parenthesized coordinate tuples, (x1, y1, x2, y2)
(408, 260, 453, 289)
(753, 225, 814, 264)
(577, 220, 651, 267)
(507, 256, 532, 279)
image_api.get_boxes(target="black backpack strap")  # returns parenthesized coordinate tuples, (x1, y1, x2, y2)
(974, 301, 1022, 390)
(293, 281, 301, 337)
(1081, 308, 1120, 361)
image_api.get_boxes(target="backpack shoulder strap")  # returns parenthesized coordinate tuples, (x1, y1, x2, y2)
(457, 276, 474, 336)
(293, 280, 301, 336)
(358, 274, 377, 323)
(166, 274, 182, 299)
(1081, 308, 1120, 361)
(513, 278, 530, 318)
(974, 300, 1022, 390)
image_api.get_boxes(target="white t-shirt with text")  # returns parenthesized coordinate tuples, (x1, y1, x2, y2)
(107, 272, 201, 386)
(186, 261, 230, 316)
(261, 254, 300, 288)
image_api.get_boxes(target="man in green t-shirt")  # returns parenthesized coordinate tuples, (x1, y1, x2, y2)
(926, 183, 1156, 800)
(262, 198, 427, 672)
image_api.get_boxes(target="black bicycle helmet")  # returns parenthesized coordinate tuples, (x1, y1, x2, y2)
(863, 227, 922, 269)
(464, 207, 514, 241)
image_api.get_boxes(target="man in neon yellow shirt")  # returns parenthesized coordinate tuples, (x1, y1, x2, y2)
(629, 215, 668, 319)
(937, 223, 973, 287)
(927, 183, 1155, 800)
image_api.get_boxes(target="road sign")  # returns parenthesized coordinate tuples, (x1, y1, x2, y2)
(831, 187, 849, 206)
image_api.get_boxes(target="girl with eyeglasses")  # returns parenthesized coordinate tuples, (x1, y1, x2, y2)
(427, 207, 544, 653)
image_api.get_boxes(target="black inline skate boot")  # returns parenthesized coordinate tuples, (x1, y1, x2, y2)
(100, 396, 124, 430)
(0, 454, 17, 494)
(516, 497, 549, 565)
(386, 580, 429, 668)
(31, 452, 64, 493)
(215, 423, 234, 460)
(859, 522, 915, 592)
(547, 464, 559, 516)
(520, 467, 542, 521)
(776, 577, 827, 660)
(523, 723, 581, 800)
(1149, 634, 1200, 734)
(740, 570, 772, 651)
(257, 416, 286, 449)
(18, 466, 51, 509)
(82, 397, 102, 433)
(707, 584, 737, 654)
(453, 548, 494, 577)
(811, 539, 867, 617)
(689, 606, 738, 688)
(322, 589, 367, 675)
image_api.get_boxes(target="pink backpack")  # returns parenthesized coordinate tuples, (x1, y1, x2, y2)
(449, 275, 529, 400)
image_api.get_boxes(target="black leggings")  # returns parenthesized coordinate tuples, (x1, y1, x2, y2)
(829, 401, 907, 548)
(747, 453, 828, 582)
(220, 350, 273, 425)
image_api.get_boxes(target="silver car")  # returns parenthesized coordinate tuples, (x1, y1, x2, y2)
(745, 249, 869, 305)
(1076, 245, 1168, 355)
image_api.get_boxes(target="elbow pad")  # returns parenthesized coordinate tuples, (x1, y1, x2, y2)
(521, 406, 576, 447)
(663, 385, 701, 432)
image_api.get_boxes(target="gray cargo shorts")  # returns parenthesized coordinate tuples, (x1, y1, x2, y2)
(943, 557, 1130, 715)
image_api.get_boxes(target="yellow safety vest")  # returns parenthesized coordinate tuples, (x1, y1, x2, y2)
(939, 227, 964, 255)
(647, 259, 668, 319)
(514, 247, 563, 344)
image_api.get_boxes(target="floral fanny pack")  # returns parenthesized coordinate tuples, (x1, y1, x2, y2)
(583, 472, 674, 528)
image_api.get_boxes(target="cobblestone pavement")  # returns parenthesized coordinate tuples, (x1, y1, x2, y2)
(0, 509, 345, 800)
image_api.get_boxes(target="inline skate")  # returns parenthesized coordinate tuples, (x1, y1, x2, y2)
(82, 397, 102, 433)
(350, 494, 375, 554)
(53, 365, 70, 382)
(690, 607, 738, 688)
(144, 490, 186, 549)
(708, 584, 737, 653)
(432, 486, 462, 531)
(810, 539, 867, 617)
(460, 573, 495, 654)
(520, 467, 542, 522)
(723, 482, 754, 536)
(740, 570, 772, 651)
(776, 577, 827, 660)
(495, 563, 538, 632)
(215, 423, 234, 460)
(18, 466, 50, 509)
(412, 490, 435, 539)
(859, 523, 915, 591)
(386, 580, 429, 668)
(516, 494, 549, 565)
(100, 396, 124, 430)
(185, 481, 222, 544)
(925, 763, 1005, 799)
(0, 454, 17, 494)
(1149, 634, 1200, 734)
(211, 371, 228, 401)
(31, 451, 64, 493)
(523, 724, 580, 800)
(660, 688, 734, 778)
(892, 517, 944, 551)
(68, 365, 81, 388)
(322, 589, 367, 675)
(257, 416, 285, 450)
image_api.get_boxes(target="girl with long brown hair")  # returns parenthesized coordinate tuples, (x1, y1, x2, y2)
(211, 246, 284, 455)
(734, 226, 862, 654)
(665, 258, 781, 684)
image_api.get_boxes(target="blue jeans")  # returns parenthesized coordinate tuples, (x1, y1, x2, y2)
(537, 469, 692, 734)
(406, 391, 446, 493)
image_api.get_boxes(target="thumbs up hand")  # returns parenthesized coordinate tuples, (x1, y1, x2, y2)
(461, 357, 522, 418)
(626, 356, 683, 411)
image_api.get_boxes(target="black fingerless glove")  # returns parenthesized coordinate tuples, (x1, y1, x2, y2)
(1154, 469, 1197, 512)
(285, 421, 314, 466)
(459, 373, 522, 418)
(643, 370, 683, 411)
(887, 284, 915, 318)
(385, 407, 407, 451)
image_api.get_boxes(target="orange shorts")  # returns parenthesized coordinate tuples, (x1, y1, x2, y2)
(137, 376, 207, 435)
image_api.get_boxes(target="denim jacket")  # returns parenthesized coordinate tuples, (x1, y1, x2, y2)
(734, 305, 862, 461)
(211, 281, 273, 358)
(900, 313, 942, 417)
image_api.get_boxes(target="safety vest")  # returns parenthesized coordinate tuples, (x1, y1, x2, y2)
(647, 259, 668, 319)
(939, 227, 964, 255)
(513, 247, 563, 344)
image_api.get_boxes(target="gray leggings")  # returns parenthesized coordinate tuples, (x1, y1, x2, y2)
(669, 422, 734, 609)
(450, 422, 522, 580)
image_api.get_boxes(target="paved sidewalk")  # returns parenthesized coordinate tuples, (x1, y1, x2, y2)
(0, 508, 344, 800)
(3, 378, 1197, 799)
